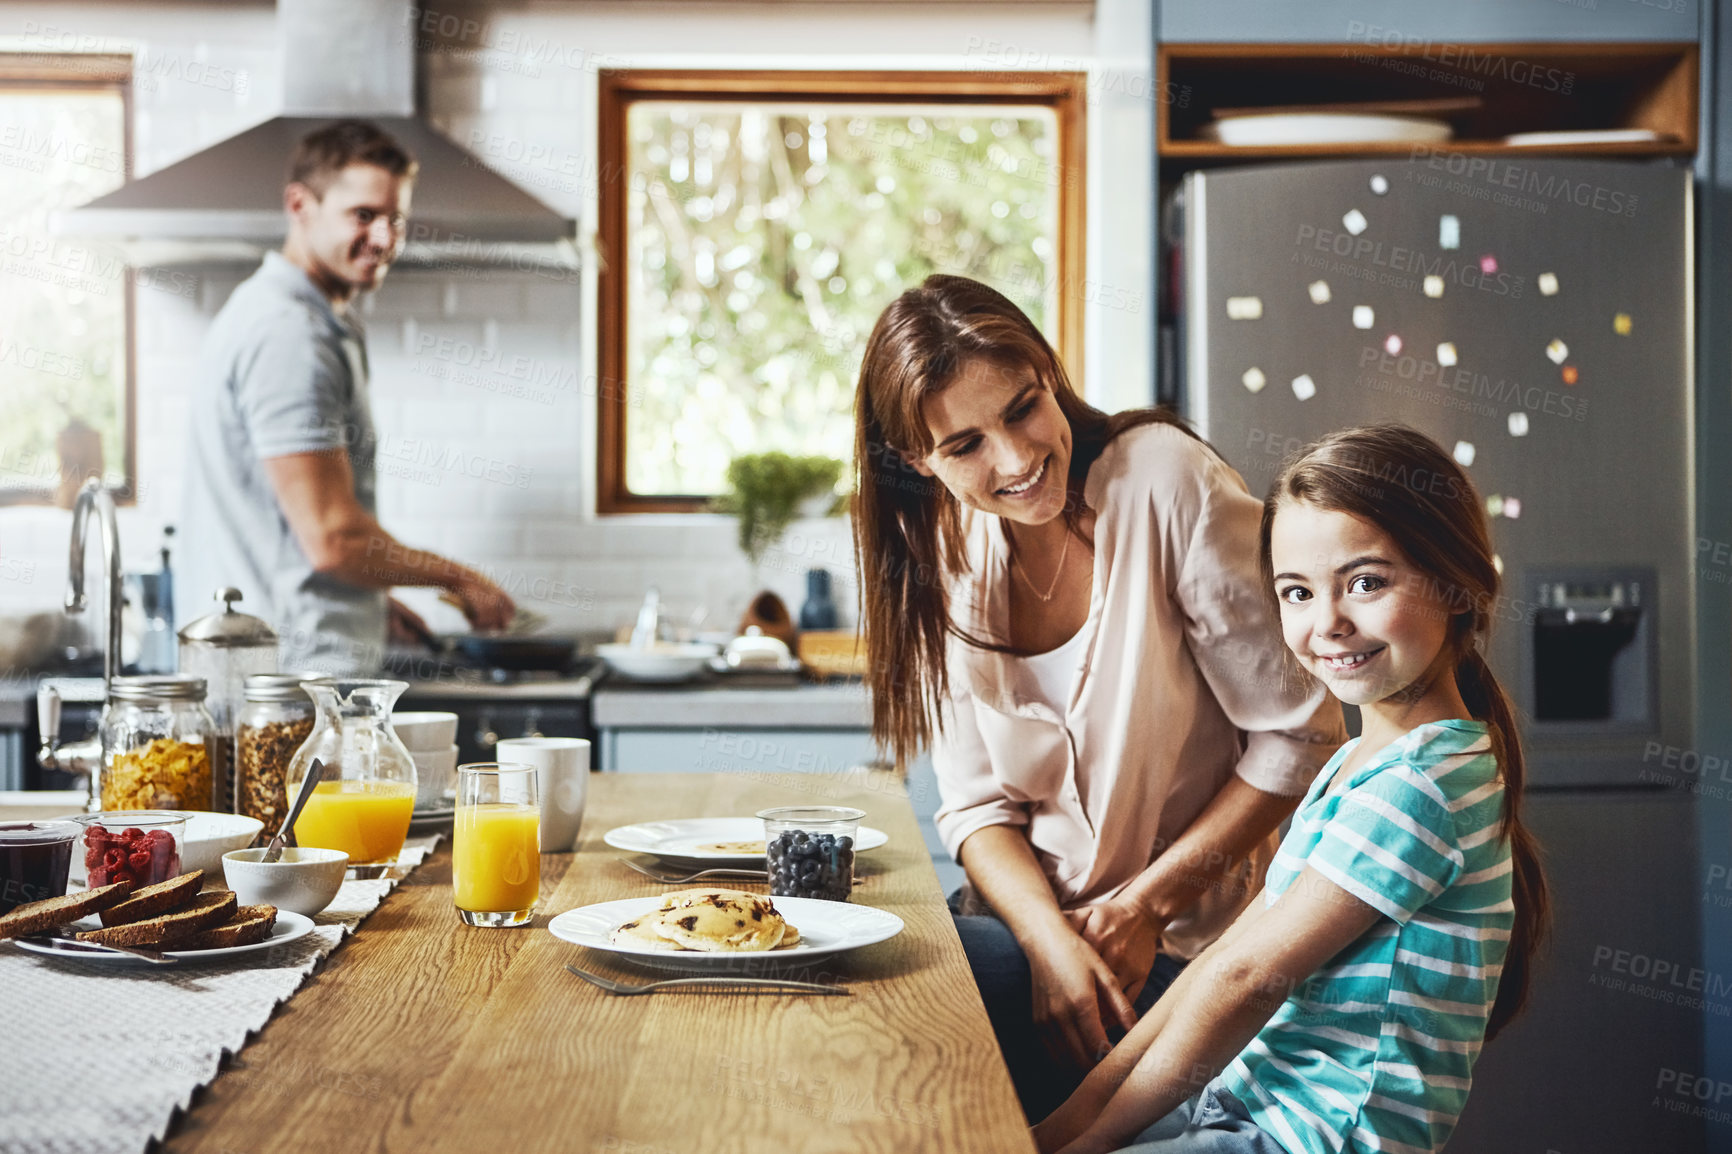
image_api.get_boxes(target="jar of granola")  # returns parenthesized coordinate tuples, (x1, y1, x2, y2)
(235, 673, 318, 828)
(98, 675, 218, 812)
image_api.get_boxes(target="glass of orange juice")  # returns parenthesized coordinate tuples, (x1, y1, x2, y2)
(453, 763, 540, 927)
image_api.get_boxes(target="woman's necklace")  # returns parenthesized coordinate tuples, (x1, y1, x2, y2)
(1012, 528, 1071, 602)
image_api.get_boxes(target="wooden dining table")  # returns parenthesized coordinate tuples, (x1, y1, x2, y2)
(126, 770, 1039, 1154)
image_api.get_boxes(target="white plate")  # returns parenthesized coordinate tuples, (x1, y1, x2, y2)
(603, 817, 888, 864)
(1502, 128, 1662, 147)
(181, 812, 266, 876)
(548, 894, 902, 972)
(1199, 112, 1453, 146)
(12, 910, 315, 966)
(595, 643, 717, 683)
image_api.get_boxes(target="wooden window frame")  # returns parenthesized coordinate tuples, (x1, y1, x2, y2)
(596, 69, 1087, 515)
(0, 53, 135, 507)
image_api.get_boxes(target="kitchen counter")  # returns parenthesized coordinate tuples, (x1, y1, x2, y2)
(591, 677, 871, 729)
(397, 673, 597, 702)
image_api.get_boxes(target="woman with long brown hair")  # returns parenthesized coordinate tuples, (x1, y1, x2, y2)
(852, 275, 1344, 1120)
(1034, 424, 1550, 1154)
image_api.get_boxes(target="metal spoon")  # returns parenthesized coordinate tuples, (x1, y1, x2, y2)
(263, 758, 324, 863)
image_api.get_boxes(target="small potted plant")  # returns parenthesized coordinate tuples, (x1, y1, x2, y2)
(713, 452, 844, 566)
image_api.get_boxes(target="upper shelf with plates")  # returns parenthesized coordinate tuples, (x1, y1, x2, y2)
(1157, 42, 1699, 164)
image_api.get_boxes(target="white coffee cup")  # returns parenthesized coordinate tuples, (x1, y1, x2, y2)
(495, 737, 589, 852)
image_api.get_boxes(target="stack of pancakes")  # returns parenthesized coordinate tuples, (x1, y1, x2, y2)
(610, 887, 802, 953)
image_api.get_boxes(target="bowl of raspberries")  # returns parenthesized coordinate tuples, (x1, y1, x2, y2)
(71, 811, 186, 888)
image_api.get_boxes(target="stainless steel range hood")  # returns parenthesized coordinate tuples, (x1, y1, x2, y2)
(53, 0, 578, 270)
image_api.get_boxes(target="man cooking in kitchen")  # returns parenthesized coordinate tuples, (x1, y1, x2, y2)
(177, 119, 514, 673)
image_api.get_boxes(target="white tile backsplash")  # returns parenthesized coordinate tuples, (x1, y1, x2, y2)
(0, 0, 1140, 637)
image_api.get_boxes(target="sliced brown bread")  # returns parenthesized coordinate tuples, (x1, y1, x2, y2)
(0, 880, 136, 939)
(76, 890, 237, 947)
(97, 870, 205, 927)
(175, 905, 278, 951)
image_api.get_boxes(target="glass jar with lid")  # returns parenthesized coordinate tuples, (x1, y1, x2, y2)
(235, 673, 318, 828)
(99, 674, 218, 812)
(178, 587, 278, 811)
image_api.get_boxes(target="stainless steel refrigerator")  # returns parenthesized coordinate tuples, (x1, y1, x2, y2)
(1178, 158, 1702, 1153)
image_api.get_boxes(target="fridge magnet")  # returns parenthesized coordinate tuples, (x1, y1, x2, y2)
(1343, 208, 1369, 235)
(1352, 305, 1375, 330)
(1439, 215, 1461, 249)
(1226, 296, 1263, 320)
(1504, 497, 1523, 520)
(1370, 174, 1390, 195)
(1291, 374, 1318, 401)
(1546, 338, 1569, 364)
(1436, 342, 1458, 366)
(1453, 441, 1477, 467)
(1508, 412, 1530, 437)
(1562, 365, 1579, 386)
(1308, 280, 1332, 304)
(1423, 275, 1445, 299)
(1538, 272, 1560, 296)
(1614, 312, 1633, 335)
(1384, 334, 1403, 356)
(1242, 367, 1267, 394)
(1479, 254, 1499, 275)
(1486, 494, 1505, 517)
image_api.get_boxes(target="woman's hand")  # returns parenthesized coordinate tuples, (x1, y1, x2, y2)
(1070, 897, 1162, 1002)
(1025, 921, 1139, 1071)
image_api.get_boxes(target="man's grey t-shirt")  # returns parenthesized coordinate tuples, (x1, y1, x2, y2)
(177, 252, 385, 674)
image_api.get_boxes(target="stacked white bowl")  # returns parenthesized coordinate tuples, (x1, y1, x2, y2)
(391, 712, 459, 812)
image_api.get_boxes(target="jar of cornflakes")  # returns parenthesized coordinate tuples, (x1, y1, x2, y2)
(98, 675, 218, 812)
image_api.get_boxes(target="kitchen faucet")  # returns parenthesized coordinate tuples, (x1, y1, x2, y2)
(37, 478, 123, 800)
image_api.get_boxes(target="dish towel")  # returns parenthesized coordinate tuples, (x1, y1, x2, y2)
(0, 834, 442, 1154)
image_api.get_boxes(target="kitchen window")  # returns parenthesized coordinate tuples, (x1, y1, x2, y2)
(0, 55, 132, 507)
(597, 71, 1086, 514)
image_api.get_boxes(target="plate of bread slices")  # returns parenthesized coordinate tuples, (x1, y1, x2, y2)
(0, 870, 313, 964)
(549, 886, 902, 973)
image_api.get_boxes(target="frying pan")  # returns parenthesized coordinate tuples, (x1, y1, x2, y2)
(437, 631, 580, 671)
(394, 609, 581, 672)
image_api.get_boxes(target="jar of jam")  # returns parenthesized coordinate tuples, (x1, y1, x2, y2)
(0, 820, 80, 914)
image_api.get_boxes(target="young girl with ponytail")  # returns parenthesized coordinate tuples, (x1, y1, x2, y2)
(1035, 424, 1550, 1154)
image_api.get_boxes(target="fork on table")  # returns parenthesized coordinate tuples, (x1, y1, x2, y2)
(564, 964, 849, 996)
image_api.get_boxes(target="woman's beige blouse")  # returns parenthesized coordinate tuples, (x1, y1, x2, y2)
(932, 422, 1346, 958)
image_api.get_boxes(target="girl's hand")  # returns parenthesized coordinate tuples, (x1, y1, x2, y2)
(1073, 897, 1162, 1002)
(1026, 922, 1139, 1070)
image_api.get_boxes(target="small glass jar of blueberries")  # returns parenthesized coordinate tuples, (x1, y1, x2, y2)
(759, 805, 864, 902)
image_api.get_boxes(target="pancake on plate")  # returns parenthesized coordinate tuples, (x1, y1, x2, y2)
(608, 887, 801, 953)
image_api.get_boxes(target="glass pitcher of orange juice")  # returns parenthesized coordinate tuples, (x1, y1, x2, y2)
(285, 679, 417, 878)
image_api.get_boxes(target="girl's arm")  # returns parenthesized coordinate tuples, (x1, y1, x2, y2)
(959, 826, 1139, 1068)
(1055, 865, 1384, 1154)
(1076, 777, 1297, 994)
(1035, 890, 1268, 1153)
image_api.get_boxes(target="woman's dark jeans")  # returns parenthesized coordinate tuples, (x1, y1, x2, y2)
(949, 889, 1187, 1123)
